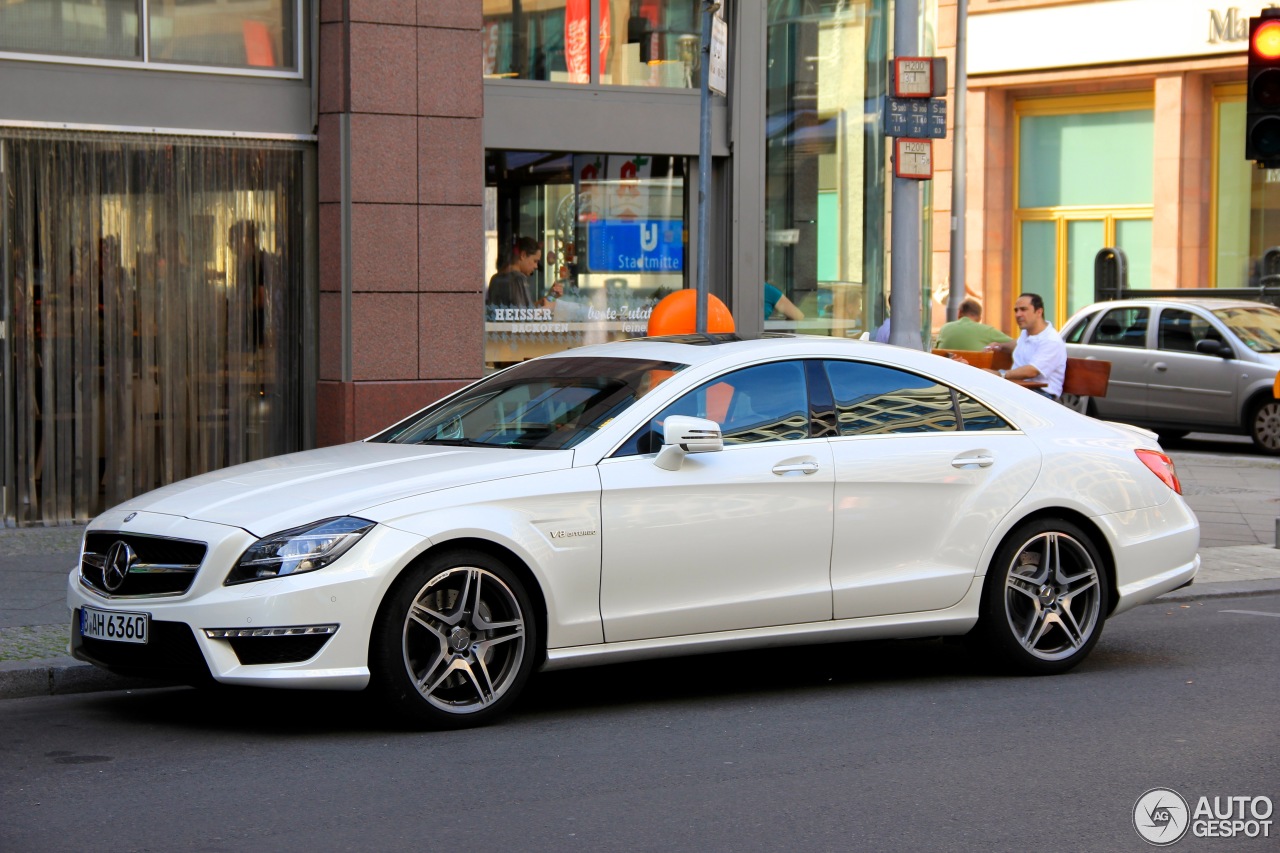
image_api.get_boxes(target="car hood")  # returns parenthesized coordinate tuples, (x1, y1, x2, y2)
(110, 442, 574, 536)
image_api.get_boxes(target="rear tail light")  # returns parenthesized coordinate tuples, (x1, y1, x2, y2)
(1136, 449, 1182, 494)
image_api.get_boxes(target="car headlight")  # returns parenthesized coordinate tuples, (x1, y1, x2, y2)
(225, 517, 375, 585)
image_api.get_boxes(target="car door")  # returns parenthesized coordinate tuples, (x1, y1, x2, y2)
(819, 360, 1041, 619)
(1074, 305, 1151, 420)
(597, 359, 835, 643)
(1145, 306, 1240, 427)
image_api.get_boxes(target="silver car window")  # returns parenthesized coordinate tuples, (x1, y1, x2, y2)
(1088, 307, 1149, 348)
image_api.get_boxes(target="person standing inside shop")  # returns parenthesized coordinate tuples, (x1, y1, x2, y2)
(486, 236, 542, 309)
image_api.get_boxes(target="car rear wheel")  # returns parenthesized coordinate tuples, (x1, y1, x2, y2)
(1249, 398, 1280, 454)
(975, 519, 1108, 675)
(370, 549, 538, 728)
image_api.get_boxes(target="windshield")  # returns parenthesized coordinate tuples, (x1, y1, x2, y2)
(1213, 305, 1280, 353)
(371, 357, 688, 450)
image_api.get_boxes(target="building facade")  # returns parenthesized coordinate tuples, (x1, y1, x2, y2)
(0, 0, 951, 526)
(965, 0, 1273, 328)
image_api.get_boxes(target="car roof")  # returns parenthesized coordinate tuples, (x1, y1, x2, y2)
(533, 333, 894, 369)
(1077, 297, 1278, 312)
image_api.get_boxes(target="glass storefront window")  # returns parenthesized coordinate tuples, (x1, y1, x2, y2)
(765, 0, 887, 340)
(2, 131, 308, 524)
(149, 0, 295, 69)
(484, 0, 698, 87)
(1014, 95, 1155, 325)
(601, 0, 698, 88)
(0, 0, 140, 60)
(484, 0, 573, 82)
(0, 0, 296, 70)
(1214, 91, 1251, 288)
(484, 150, 686, 369)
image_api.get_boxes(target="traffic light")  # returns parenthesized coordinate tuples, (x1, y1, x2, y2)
(1247, 11, 1280, 165)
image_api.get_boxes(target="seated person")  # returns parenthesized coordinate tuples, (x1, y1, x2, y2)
(935, 298, 1012, 351)
(985, 292, 1066, 400)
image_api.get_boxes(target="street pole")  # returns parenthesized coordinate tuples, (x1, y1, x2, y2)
(947, 0, 968, 323)
(889, 0, 923, 350)
(695, 1, 717, 335)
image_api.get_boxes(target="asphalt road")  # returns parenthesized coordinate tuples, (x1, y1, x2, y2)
(2, 593, 1277, 852)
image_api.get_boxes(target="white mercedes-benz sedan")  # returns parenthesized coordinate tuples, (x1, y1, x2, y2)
(69, 334, 1199, 727)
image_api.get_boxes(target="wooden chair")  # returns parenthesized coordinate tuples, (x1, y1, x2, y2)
(931, 348, 1012, 371)
(1063, 357, 1111, 398)
(934, 349, 1111, 398)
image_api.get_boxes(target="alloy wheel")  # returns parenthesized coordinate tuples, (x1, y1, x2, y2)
(1253, 400, 1280, 453)
(1002, 532, 1102, 662)
(401, 566, 527, 714)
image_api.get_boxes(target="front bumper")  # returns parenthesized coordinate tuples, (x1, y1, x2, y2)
(67, 510, 430, 690)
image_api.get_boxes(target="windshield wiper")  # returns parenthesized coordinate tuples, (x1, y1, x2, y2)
(416, 438, 488, 447)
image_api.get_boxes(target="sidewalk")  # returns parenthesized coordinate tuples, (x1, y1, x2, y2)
(1, 444, 1277, 700)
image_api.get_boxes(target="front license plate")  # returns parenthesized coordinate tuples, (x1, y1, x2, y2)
(81, 606, 149, 644)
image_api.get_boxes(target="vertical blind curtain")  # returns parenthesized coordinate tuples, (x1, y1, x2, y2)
(3, 131, 305, 526)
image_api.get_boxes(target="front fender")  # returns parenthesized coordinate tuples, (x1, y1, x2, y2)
(364, 468, 604, 649)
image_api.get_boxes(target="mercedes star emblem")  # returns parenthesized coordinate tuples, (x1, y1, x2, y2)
(103, 540, 136, 593)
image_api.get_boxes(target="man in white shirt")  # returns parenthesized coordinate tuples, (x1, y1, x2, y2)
(986, 293, 1066, 400)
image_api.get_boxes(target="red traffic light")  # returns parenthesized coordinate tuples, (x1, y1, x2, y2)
(1255, 20, 1280, 59)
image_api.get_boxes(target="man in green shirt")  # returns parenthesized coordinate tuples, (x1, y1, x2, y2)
(935, 298, 1013, 351)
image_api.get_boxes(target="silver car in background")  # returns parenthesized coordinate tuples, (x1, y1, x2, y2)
(1061, 298, 1280, 453)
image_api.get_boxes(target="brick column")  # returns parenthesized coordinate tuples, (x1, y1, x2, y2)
(316, 0, 484, 446)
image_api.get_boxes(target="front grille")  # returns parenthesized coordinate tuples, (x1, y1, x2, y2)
(80, 532, 207, 597)
(72, 611, 212, 685)
(227, 634, 334, 665)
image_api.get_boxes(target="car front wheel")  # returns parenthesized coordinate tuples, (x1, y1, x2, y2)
(1250, 398, 1280, 454)
(975, 520, 1109, 675)
(370, 549, 538, 728)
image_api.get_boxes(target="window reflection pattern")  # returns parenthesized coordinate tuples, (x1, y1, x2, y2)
(955, 393, 1012, 432)
(1213, 305, 1280, 353)
(375, 357, 684, 450)
(1088, 307, 1149, 348)
(0, 0, 139, 59)
(766, 1, 887, 338)
(824, 361, 958, 436)
(618, 361, 810, 455)
(3, 131, 306, 525)
(483, 0, 572, 81)
(602, 0, 698, 88)
(0, 0, 295, 70)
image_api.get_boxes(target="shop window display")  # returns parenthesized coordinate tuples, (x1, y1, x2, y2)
(485, 151, 686, 369)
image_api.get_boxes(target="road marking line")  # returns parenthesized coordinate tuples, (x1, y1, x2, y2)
(1220, 610, 1280, 618)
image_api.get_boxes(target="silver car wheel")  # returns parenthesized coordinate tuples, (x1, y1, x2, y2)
(401, 566, 527, 714)
(1003, 532, 1102, 662)
(1252, 399, 1280, 453)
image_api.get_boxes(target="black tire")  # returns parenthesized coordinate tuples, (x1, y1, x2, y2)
(974, 519, 1109, 675)
(1156, 429, 1187, 443)
(1249, 398, 1280, 455)
(370, 549, 538, 728)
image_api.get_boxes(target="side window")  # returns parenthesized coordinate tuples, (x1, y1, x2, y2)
(1088, 307, 1149, 348)
(614, 361, 810, 456)
(1062, 313, 1093, 344)
(955, 393, 1013, 432)
(1158, 308, 1219, 352)
(823, 361, 957, 435)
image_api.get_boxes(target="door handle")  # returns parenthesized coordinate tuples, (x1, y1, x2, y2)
(1153, 362, 1168, 372)
(772, 462, 819, 475)
(951, 454, 994, 468)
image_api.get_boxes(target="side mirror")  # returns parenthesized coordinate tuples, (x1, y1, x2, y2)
(1194, 338, 1232, 358)
(653, 416, 724, 471)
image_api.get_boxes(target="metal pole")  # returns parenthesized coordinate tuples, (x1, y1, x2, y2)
(696, 2, 717, 335)
(889, 0, 923, 349)
(947, 0, 968, 323)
